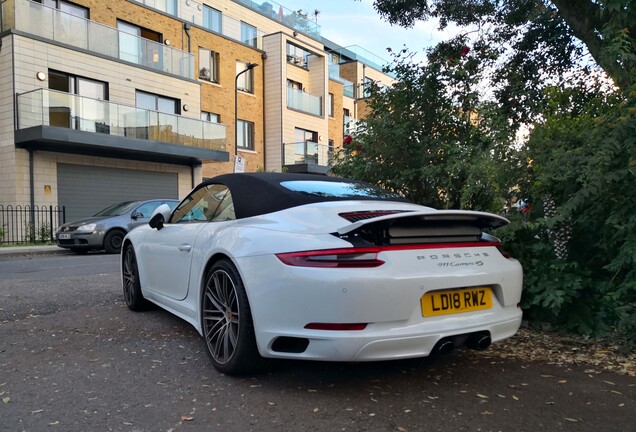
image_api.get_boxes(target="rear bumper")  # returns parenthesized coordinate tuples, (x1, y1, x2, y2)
(236, 247, 523, 362)
(259, 308, 522, 361)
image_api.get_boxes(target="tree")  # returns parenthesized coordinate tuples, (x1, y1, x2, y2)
(368, 0, 636, 125)
(332, 49, 525, 212)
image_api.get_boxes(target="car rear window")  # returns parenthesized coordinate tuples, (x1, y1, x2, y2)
(280, 180, 401, 200)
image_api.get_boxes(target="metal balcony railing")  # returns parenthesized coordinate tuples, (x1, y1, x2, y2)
(13, 0, 194, 79)
(17, 89, 227, 151)
(283, 141, 332, 166)
(286, 87, 322, 116)
(130, 0, 267, 49)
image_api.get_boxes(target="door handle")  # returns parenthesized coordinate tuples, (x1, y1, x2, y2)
(178, 244, 192, 252)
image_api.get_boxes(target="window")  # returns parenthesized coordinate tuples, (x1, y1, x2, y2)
(328, 52, 340, 65)
(135, 91, 178, 114)
(48, 70, 108, 132)
(201, 112, 220, 123)
(170, 184, 235, 224)
(294, 127, 318, 144)
(117, 20, 162, 65)
(343, 108, 351, 134)
(363, 76, 374, 98)
(203, 6, 222, 33)
(199, 48, 219, 83)
(236, 62, 254, 93)
(241, 22, 257, 47)
(237, 120, 254, 150)
(34, 0, 89, 17)
(286, 43, 310, 68)
(287, 79, 302, 91)
(328, 93, 334, 117)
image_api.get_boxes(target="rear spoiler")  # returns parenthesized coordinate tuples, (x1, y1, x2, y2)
(336, 210, 509, 236)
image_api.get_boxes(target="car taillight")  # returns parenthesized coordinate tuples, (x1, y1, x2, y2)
(276, 248, 385, 268)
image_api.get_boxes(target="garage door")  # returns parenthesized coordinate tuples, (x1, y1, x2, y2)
(58, 164, 179, 221)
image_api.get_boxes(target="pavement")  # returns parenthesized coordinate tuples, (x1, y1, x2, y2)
(0, 244, 68, 256)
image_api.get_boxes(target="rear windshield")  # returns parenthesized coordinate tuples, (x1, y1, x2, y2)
(280, 180, 401, 200)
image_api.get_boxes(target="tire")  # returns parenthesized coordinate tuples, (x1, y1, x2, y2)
(201, 259, 261, 375)
(104, 230, 125, 254)
(122, 244, 148, 311)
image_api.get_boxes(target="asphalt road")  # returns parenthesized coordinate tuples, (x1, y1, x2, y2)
(0, 252, 634, 432)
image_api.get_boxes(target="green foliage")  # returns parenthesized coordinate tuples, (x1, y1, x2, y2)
(500, 85, 636, 346)
(370, 0, 636, 121)
(332, 49, 523, 213)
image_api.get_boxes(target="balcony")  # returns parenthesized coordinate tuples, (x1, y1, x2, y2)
(286, 87, 322, 117)
(130, 0, 267, 49)
(283, 141, 332, 174)
(12, 0, 194, 79)
(15, 89, 228, 165)
(329, 64, 355, 97)
(233, 0, 321, 39)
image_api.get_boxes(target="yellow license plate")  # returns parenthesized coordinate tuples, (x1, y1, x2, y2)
(421, 287, 492, 317)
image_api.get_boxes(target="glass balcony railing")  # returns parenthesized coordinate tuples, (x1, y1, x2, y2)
(130, 0, 267, 49)
(343, 84, 355, 98)
(283, 141, 332, 166)
(286, 87, 322, 116)
(14, 0, 194, 79)
(329, 64, 355, 97)
(233, 0, 321, 39)
(17, 89, 226, 151)
(332, 45, 396, 78)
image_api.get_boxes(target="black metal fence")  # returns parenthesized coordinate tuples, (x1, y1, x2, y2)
(0, 205, 66, 244)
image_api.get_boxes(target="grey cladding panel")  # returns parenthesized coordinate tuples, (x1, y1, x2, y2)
(57, 164, 178, 220)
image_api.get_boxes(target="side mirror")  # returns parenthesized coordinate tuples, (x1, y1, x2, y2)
(149, 212, 164, 230)
(148, 204, 172, 230)
(131, 212, 143, 220)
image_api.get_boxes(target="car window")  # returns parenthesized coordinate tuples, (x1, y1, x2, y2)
(94, 201, 138, 216)
(133, 201, 162, 218)
(170, 185, 235, 224)
(280, 180, 401, 199)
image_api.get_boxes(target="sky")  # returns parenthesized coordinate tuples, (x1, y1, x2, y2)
(275, 0, 460, 66)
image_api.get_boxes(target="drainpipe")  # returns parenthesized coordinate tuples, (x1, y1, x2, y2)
(183, 22, 191, 53)
(29, 149, 35, 222)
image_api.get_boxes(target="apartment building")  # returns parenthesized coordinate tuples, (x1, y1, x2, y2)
(0, 0, 394, 223)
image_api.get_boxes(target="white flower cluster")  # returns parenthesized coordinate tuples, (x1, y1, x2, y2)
(543, 195, 572, 260)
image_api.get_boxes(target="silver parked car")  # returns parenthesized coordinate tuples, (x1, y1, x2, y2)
(57, 199, 179, 254)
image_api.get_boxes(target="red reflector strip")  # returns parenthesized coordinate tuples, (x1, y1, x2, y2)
(304, 323, 368, 331)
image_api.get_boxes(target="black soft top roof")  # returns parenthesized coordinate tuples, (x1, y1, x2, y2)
(200, 172, 408, 219)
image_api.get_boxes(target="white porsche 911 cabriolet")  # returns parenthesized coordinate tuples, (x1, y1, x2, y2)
(122, 173, 523, 374)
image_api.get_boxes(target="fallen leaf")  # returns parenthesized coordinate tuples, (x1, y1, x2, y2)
(558, 380, 567, 384)
(2, 397, 10, 403)
(180, 416, 194, 421)
(476, 394, 489, 399)
(481, 411, 493, 415)
(564, 418, 579, 422)
(31, 409, 44, 414)
(122, 422, 133, 426)
(603, 381, 615, 386)
(512, 395, 519, 401)
(313, 408, 319, 413)
(610, 390, 623, 395)
(48, 421, 59, 425)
